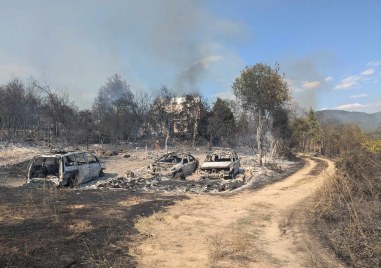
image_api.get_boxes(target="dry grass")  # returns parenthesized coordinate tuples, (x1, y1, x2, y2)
(310, 149, 381, 267)
(206, 203, 275, 267)
(134, 210, 167, 238)
(67, 220, 94, 233)
(0, 144, 41, 167)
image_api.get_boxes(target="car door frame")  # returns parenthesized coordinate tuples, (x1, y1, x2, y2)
(86, 152, 101, 179)
(74, 152, 91, 184)
(232, 152, 240, 175)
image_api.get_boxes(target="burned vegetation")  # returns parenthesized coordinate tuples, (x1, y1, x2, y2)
(0, 69, 326, 268)
(0, 187, 189, 267)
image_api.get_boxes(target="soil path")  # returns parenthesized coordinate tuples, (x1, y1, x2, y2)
(131, 157, 342, 267)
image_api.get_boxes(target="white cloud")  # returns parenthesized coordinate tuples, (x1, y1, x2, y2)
(367, 61, 381, 67)
(360, 68, 375, 76)
(336, 103, 368, 110)
(334, 63, 378, 90)
(335, 75, 361, 89)
(350, 94, 368, 98)
(302, 80, 320, 89)
(324, 76, 333, 82)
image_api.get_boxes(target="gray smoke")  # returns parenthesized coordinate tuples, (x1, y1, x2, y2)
(0, 0, 246, 107)
(110, 0, 245, 94)
(282, 53, 334, 110)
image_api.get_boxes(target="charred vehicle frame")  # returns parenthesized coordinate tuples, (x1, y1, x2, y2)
(27, 151, 105, 187)
(199, 150, 240, 179)
(147, 152, 198, 180)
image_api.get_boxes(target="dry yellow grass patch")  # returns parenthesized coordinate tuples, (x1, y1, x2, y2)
(67, 204, 87, 209)
(135, 211, 168, 238)
(118, 197, 149, 207)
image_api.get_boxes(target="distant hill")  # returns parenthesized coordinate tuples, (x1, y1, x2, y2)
(316, 110, 381, 133)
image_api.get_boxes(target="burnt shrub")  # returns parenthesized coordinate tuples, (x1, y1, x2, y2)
(311, 148, 381, 267)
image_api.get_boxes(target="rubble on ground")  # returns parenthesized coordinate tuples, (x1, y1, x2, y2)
(78, 153, 301, 194)
(0, 143, 301, 194)
(93, 175, 245, 193)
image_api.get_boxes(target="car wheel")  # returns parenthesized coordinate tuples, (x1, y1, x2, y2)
(69, 175, 79, 187)
(99, 169, 104, 177)
(175, 172, 185, 181)
(226, 171, 234, 180)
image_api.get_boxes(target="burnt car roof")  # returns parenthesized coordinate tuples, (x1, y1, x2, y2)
(158, 152, 194, 157)
(206, 150, 236, 155)
(34, 151, 90, 158)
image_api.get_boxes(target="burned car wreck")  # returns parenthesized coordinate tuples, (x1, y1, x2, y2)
(147, 152, 198, 180)
(27, 151, 105, 187)
(200, 150, 240, 179)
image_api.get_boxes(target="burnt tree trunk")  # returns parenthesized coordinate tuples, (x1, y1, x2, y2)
(257, 108, 264, 166)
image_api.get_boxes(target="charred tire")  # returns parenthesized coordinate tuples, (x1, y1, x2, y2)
(69, 175, 79, 188)
(175, 172, 185, 181)
(99, 169, 105, 177)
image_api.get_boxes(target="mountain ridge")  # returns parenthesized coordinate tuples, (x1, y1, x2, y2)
(316, 110, 381, 133)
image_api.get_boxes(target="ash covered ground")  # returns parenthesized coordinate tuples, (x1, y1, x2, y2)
(0, 143, 303, 267)
(80, 148, 302, 194)
(0, 144, 302, 194)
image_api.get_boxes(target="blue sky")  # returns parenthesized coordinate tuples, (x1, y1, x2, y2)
(0, 0, 380, 112)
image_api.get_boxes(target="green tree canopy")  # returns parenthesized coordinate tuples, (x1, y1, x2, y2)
(232, 63, 290, 165)
(232, 63, 290, 114)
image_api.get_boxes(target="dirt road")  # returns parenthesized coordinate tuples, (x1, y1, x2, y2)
(131, 157, 342, 267)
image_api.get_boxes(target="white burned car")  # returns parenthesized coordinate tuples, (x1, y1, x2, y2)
(148, 152, 198, 180)
(27, 151, 105, 187)
(199, 150, 240, 179)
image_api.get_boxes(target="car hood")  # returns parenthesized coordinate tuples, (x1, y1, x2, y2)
(200, 161, 231, 169)
(152, 162, 178, 168)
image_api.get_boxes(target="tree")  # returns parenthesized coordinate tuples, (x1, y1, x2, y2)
(96, 74, 134, 108)
(208, 98, 236, 149)
(0, 79, 26, 140)
(92, 74, 137, 144)
(270, 106, 292, 158)
(232, 63, 290, 165)
(75, 110, 96, 150)
(147, 86, 175, 152)
(236, 112, 254, 146)
(33, 80, 78, 144)
(195, 97, 211, 145)
(290, 108, 322, 153)
(306, 108, 321, 152)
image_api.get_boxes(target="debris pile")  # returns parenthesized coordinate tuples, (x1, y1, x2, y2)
(95, 175, 244, 193)
(240, 157, 257, 166)
(264, 162, 284, 173)
(143, 151, 161, 160)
